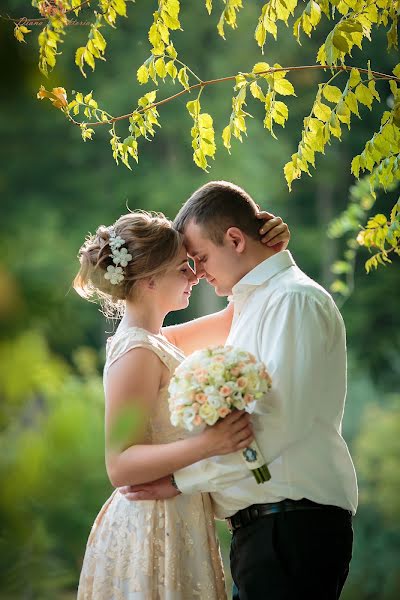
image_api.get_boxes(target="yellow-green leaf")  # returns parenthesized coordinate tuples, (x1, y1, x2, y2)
(349, 68, 361, 88)
(84, 50, 95, 71)
(273, 78, 295, 96)
(178, 67, 189, 89)
(250, 81, 265, 101)
(332, 33, 349, 52)
(166, 60, 178, 79)
(194, 147, 207, 170)
(75, 47, 86, 76)
(252, 62, 270, 75)
(137, 64, 149, 84)
(313, 101, 331, 122)
(255, 23, 266, 48)
(155, 58, 167, 78)
(367, 214, 387, 228)
(351, 155, 361, 178)
(186, 99, 200, 117)
(166, 44, 177, 59)
(284, 160, 301, 190)
(329, 113, 342, 139)
(345, 91, 360, 117)
(323, 85, 342, 103)
(355, 84, 374, 109)
(222, 125, 232, 152)
(198, 113, 213, 129)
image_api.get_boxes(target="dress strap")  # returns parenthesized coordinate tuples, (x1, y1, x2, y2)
(105, 327, 178, 373)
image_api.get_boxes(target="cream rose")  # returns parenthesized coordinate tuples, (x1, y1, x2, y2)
(199, 403, 219, 426)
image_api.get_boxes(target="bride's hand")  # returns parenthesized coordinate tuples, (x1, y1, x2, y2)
(201, 410, 254, 458)
(256, 211, 290, 251)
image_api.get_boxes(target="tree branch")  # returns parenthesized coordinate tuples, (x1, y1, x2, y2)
(3, 0, 92, 25)
(74, 64, 400, 128)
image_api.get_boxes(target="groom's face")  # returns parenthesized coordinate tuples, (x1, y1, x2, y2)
(184, 220, 243, 296)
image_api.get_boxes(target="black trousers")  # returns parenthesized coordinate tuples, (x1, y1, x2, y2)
(230, 505, 353, 600)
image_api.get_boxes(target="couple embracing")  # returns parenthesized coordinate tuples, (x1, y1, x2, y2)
(74, 181, 357, 600)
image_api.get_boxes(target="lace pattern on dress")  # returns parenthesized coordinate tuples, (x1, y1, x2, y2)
(78, 327, 227, 599)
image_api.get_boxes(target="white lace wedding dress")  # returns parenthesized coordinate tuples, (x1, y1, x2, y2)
(77, 327, 227, 600)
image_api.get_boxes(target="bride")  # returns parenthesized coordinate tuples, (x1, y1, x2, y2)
(73, 209, 289, 599)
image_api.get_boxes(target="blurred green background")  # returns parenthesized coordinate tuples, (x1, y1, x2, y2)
(1, 1, 399, 598)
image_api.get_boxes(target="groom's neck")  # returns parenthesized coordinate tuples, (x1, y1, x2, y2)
(242, 241, 279, 274)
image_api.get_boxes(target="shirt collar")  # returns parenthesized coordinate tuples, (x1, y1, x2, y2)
(232, 250, 296, 297)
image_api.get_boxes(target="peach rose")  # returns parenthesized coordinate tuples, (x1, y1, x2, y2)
(195, 392, 207, 404)
(215, 355, 225, 362)
(230, 366, 242, 377)
(194, 368, 207, 377)
(261, 369, 272, 384)
(237, 376, 248, 389)
(219, 385, 233, 397)
(218, 407, 231, 418)
(194, 369, 209, 384)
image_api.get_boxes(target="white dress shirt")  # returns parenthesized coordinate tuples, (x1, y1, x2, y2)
(175, 251, 358, 519)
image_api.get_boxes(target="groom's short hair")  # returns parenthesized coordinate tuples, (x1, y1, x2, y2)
(173, 181, 260, 245)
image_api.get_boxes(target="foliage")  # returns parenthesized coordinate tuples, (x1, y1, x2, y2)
(354, 394, 400, 523)
(0, 330, 68, 429)
(1, 6, 400, 597)
(329, 181, 399, 299)
(0, 332, 110, 598)
(8, 0, 400, 272)
(358, 200, 400, 272)
(342, 391, 400, 600)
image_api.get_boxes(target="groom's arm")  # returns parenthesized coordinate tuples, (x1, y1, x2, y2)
(174, 451, 249, 494)
(119, 453, 250, 500)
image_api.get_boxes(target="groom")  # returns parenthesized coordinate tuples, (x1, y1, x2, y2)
(121, 181, 358, 600)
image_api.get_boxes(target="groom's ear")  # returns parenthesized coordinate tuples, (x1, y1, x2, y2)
(225, 227, 246, 254)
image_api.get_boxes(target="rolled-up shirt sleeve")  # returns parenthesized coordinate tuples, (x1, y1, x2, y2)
(174, 452, 249, 494)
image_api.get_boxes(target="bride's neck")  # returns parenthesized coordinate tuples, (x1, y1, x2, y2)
(119, 299, 166, 335)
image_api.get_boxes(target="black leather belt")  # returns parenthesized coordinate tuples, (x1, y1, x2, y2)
(226, 498, 339, 532)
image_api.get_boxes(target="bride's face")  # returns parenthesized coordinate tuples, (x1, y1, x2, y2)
(155, 246, 199, 311)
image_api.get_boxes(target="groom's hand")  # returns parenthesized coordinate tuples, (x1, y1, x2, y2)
(256, 211, 290, 251)
(118, 475, 180, 501)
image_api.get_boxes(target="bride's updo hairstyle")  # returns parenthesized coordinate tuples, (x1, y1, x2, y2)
(74, 211, 184, 317)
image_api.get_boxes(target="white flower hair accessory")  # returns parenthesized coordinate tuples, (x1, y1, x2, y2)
(104, 265, 124, 285)
(104, 227, 133, 285)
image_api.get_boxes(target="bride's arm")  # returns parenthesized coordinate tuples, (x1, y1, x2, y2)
(105, 347, 253, 487)
(162, 302, 234, 355)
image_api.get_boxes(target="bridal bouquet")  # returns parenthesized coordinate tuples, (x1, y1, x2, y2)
(168, 345, 272, 484)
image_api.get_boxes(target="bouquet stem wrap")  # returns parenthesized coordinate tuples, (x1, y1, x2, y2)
(241, 440, 271, 483)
